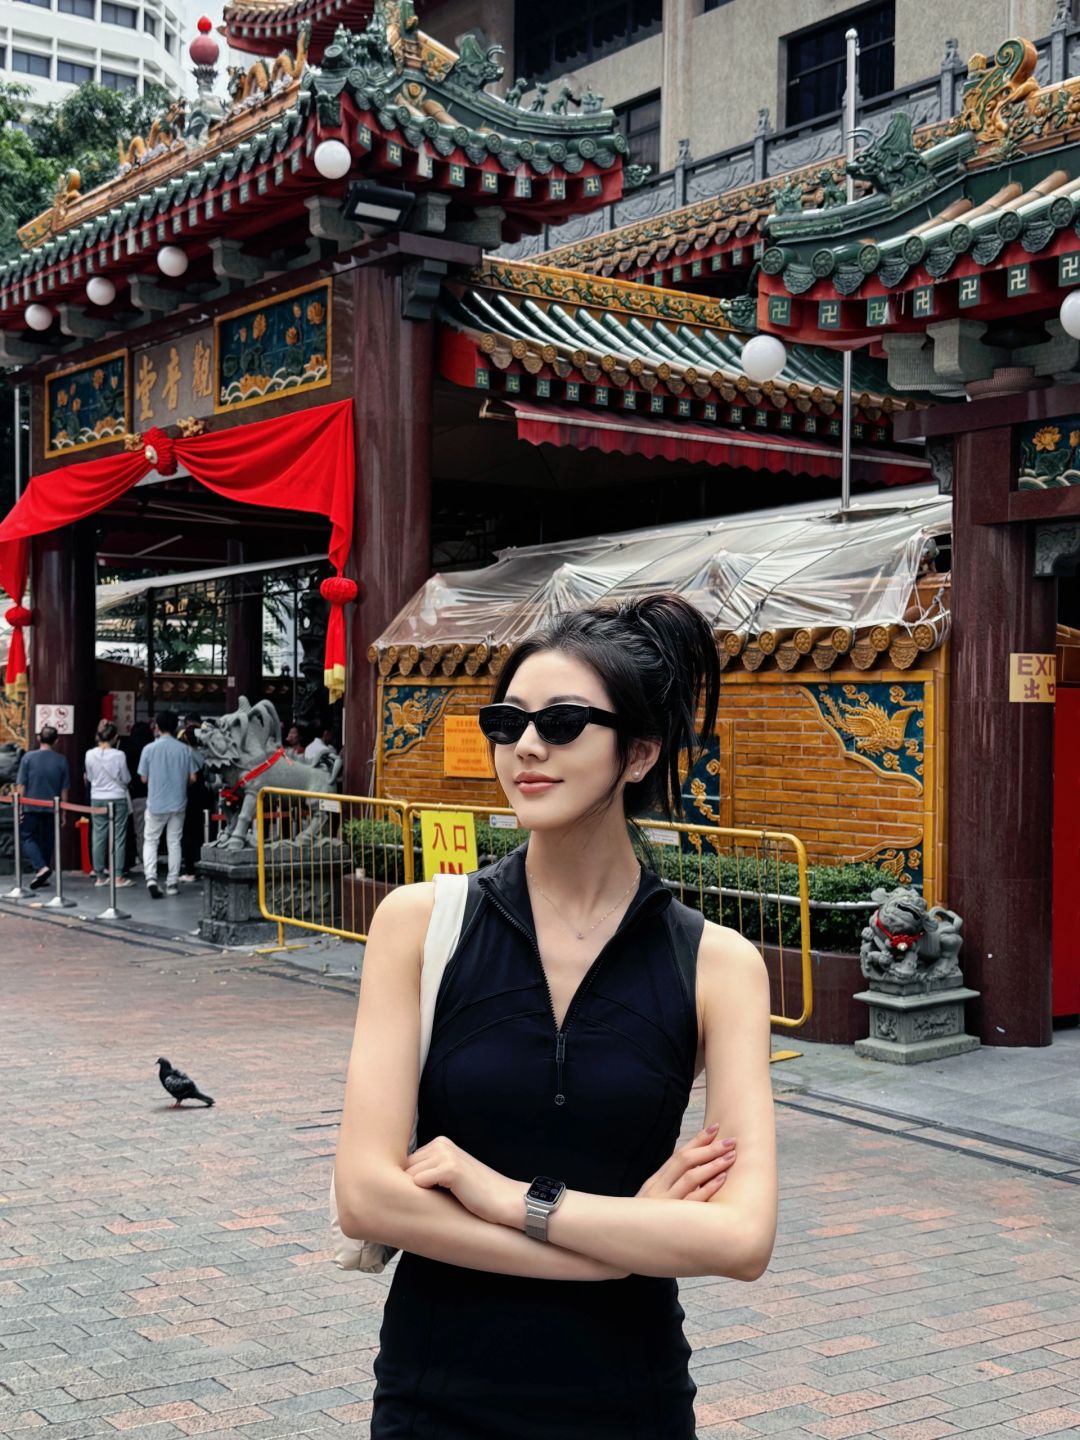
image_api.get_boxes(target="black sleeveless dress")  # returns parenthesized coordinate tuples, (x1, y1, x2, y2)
(370, 845, 703, 1440)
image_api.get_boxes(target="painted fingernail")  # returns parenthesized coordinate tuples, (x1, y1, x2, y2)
(723, 1137, 736, 1146)
(706, 1122, 720, 1133)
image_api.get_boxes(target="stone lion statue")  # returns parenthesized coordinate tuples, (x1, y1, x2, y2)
(197, 696, 339, 850)
(860, 885, 964, 989)
(0, 742, 24, 790)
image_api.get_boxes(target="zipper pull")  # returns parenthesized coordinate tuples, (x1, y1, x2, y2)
(554, 1032, 566, 1106)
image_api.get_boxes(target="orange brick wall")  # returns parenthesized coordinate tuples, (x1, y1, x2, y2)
(375, 661, 946, 899)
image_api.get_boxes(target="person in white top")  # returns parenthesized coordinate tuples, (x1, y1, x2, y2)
(304, 724, 336, 763)
(84, 719, 134, 887)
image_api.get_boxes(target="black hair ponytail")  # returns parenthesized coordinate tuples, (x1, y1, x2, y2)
(491, 591, 721, 822)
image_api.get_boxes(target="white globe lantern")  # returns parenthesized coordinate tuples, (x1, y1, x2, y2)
(740, 334, 788, 384)
(86, 276, 116, 306)
(157, 245, 189, 278)
(1060, 290, 1080, 340)
(313, 138, 351, 181)
(24, 303, 53, 331)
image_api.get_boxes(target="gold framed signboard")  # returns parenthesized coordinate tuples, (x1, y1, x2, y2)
(44, 349, 130, 458)
(213, 278, 332, 414)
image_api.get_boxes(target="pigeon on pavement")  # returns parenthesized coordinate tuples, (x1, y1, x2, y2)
(156, 1056, 214, 1107)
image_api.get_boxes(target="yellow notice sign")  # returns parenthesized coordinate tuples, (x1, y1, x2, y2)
(443, 714, 495, 778)
(1008, 653, 1057, 703)
(420, 810, 478, 879)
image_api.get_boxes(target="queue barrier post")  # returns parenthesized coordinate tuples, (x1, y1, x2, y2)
(97, 800, 130, 923)
(44, 797, 76, 909)
(76, 815, 92, 874)
(3, 793, 30, 900)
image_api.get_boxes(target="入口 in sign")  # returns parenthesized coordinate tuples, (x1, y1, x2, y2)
(1008, 653, 1057, 703)
(420, 809, 478, 879)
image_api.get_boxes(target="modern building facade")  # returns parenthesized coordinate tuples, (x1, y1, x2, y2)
(0, 0, 187, 105)
(414, 0, 1065, 237)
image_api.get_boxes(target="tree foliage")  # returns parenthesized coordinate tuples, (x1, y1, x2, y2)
(0, 78, 171, 262)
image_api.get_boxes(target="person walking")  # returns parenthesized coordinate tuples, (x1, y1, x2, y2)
(15, 724, 70, 890)
(120, 720, 153, 874)
(179, 724, 210, 883)
(335, 594, 778, 1439)
(138, 710, 199, 899)
(84, 720, 134, 888)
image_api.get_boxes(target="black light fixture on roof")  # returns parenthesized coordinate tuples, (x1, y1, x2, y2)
(343, 181, 416, 234)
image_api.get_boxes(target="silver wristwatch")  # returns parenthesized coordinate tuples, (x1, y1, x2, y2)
(524, 1175, 566, 1242)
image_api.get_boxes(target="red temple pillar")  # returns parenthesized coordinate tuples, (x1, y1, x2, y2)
(344, 266, 434, 796)
(29, 520, 97, 864)
(949, 427, 1056, 1046)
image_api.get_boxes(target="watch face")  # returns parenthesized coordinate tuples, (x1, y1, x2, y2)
(527, 1176, 564, 1205)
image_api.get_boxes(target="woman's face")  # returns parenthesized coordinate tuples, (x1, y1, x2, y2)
(492, 649, 653, 832)
(286, 725, 300, 747)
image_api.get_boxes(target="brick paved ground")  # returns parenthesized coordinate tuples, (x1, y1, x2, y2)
(2, 910, 1080, 1439)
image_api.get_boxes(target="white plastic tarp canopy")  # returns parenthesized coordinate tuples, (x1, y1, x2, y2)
(376, 489, 951, 649)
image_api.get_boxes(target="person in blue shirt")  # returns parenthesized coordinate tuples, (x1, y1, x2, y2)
(15, 724, 70, 890)
(138, 710, 200, 899)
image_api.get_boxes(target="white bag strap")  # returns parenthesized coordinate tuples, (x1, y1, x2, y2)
(418, 872, 470, 1072)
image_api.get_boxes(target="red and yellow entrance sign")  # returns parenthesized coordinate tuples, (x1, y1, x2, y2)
(1008, 653, 1057, 703)
(420, 810, 478, 878)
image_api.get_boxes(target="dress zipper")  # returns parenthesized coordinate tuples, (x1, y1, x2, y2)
(483, 885, 655, 1107)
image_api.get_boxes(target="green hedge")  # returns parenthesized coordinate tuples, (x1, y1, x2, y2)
(339, 817, 894, 954)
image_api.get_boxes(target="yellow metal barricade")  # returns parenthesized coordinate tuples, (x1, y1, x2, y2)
(256, 792, 813, 1046)
(632, 819, 812, 1052)
(256, 787, 413, 943)
(402, 803, 811, 1045)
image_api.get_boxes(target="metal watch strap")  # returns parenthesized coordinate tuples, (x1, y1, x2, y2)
(524, 1202, 552, 1243)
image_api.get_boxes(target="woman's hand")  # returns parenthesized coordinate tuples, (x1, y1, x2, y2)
(405, 1135, 522, 1228)
(636, 1122, 736, 1202)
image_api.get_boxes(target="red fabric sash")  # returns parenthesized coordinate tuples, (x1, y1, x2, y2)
(0, 400, 357, 699)
(219, 746, 289, 807)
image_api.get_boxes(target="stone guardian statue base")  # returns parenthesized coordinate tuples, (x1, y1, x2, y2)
(853, 886, 981, 1064)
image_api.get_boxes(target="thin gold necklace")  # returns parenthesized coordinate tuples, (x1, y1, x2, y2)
(527, 867, 640, 941)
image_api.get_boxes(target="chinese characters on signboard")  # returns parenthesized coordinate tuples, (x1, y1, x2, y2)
(131, 331, 216, 431)
(420, 810, 478, 879)
(1008, 653, 1057, 703)
(443, 714, 495, 778)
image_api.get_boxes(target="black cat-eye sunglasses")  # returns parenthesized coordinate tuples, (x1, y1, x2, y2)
(478, 703, 619, 746)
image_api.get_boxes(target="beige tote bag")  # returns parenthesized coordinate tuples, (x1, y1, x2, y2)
(329, 871, 471, 1272)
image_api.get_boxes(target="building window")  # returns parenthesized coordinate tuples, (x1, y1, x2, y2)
(702, 0, 733, 8)
(615, 91, 660, 174)
(17, 0, 53, 9)
(785, 1, 894, 127)
(101, 66, 137, 90)
(143, 11, 157, 35)
(59, 0, 95, 15)
(101, 1, 137, 25)
(515, 0, 663, 85)
(163, 29, 174, 52)
(12, 49, 51, 76)
(58, 59, 93, 83)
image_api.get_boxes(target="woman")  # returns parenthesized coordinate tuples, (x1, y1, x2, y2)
(84, 720, 134, 888)
(335, 594, 778, 1439)
(284, 722, 308, 760)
